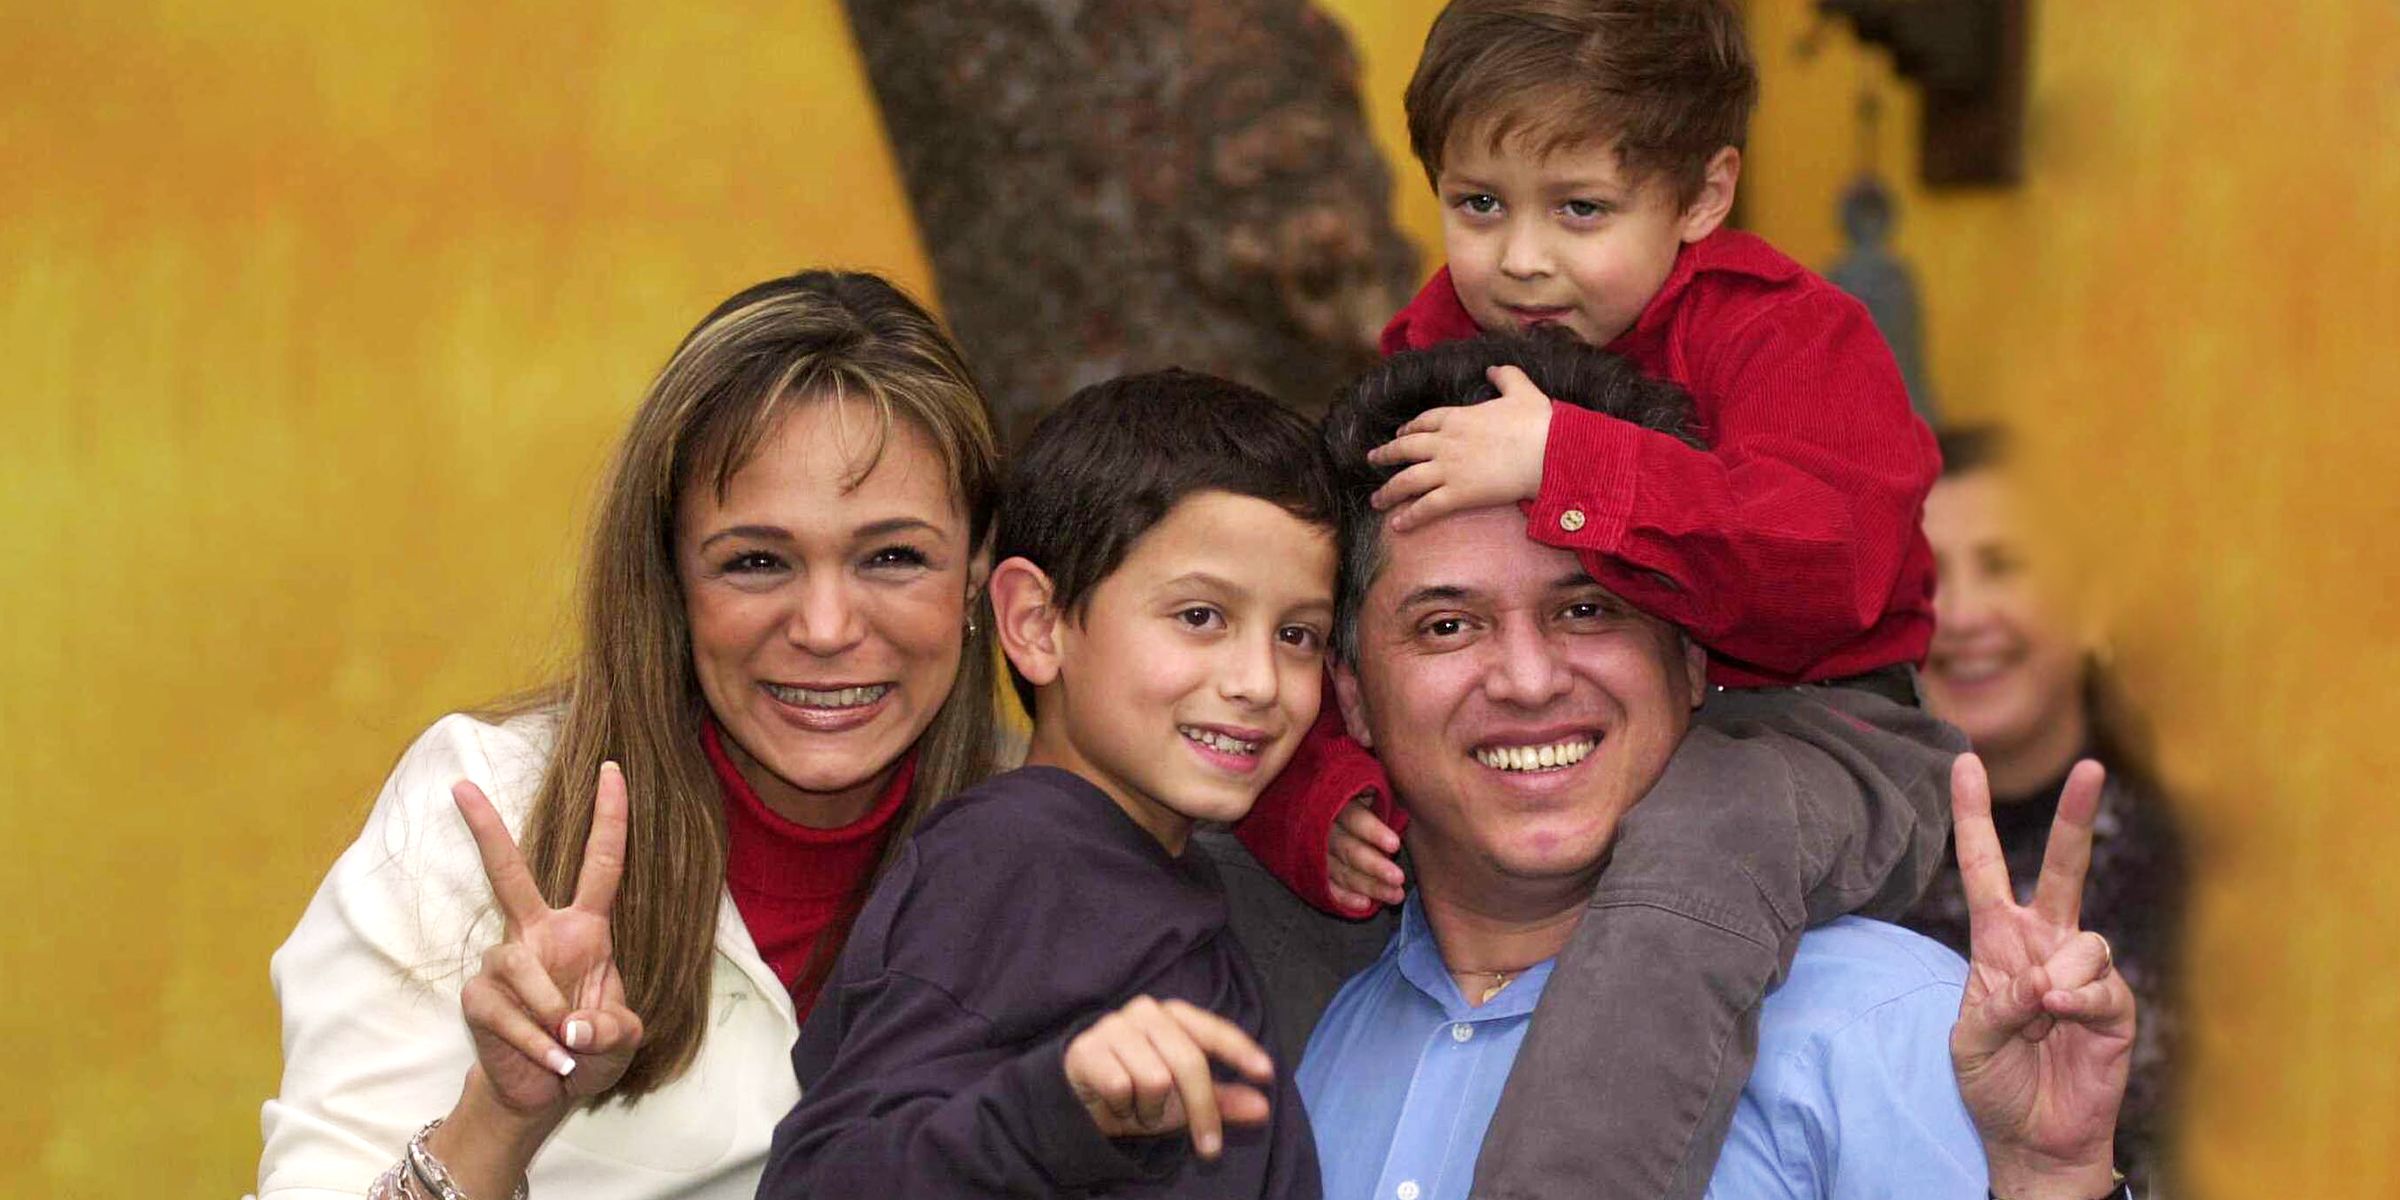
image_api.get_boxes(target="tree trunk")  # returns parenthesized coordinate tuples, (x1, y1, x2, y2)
(840, 0, 1420, 441)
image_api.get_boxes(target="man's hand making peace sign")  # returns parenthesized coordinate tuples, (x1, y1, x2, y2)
(1949, 753, 2138, 1200)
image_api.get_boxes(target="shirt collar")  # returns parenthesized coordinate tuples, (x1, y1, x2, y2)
(1391, 893, 1558, 1023)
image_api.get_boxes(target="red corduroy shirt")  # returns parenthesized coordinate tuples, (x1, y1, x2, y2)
(707, 719, 914, 1019)
(1235, 228, 1940, 913)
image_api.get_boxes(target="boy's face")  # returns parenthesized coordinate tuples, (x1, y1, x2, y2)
(1039, 490, 1337, 851)
(1437, 133, 1725, 347)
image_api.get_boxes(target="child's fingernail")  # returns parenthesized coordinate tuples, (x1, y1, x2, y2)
(563, 1019, 592, 1050)
(548, 1049, 578, 1076)
(1198, 1132, 1221, 1157)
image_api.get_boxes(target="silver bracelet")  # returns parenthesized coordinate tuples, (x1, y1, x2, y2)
(366, 1158, 417, 1200)
(403, 1118, 530, 1200)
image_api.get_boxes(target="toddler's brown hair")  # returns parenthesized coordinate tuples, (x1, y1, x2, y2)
(1405, 0, 1758, 209)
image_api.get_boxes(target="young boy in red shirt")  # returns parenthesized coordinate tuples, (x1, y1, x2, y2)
(1235, 4, 1963, 1198)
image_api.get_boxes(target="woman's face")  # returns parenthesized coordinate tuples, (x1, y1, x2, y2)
(1921, 468, 2086, 765)
(676, 396, 982, 823)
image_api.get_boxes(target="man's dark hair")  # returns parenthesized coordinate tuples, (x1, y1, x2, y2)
(1323, 334, 1702, 661)
(998, 368, 1338, 714)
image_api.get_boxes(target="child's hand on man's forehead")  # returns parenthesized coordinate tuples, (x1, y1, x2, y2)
(1365, 364, 1554, 532)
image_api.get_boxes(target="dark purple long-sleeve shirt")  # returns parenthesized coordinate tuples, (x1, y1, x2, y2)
(759, 766, 1320, 1200)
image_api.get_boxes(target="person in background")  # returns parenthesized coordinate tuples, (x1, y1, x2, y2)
(253, 270, 1005, 1200)
(1907, 423, 2187, 1194)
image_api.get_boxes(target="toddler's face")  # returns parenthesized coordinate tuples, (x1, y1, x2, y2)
(1436, 133, 1705, 348)
(1042, 491, 1336, 850)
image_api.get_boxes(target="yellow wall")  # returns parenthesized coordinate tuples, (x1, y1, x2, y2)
(0, 2, 931, 1194)
(1315, 0, 1454, 260)
(1739, 5, 2400, 1195)
(12, 1, 2396, 1197)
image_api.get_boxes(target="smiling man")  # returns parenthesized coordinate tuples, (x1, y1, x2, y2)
(1283, 335, 2135, 1200)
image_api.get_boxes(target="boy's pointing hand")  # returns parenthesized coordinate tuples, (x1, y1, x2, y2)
(1065, 995, 1276, 1160)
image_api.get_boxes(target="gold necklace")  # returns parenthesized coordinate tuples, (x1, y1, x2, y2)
(1467, 969, 1515, 1005)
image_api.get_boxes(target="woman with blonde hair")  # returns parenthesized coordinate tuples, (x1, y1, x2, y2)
(255, 270, 1004, 1200)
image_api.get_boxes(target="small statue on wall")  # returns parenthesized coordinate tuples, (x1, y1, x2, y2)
(1827, 171, 1938, 425)
(1825, 91, 1939, 424)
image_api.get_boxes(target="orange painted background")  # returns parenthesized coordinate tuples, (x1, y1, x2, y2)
(6, 2, 2396, 1197)
(0, 2, 933, 1194)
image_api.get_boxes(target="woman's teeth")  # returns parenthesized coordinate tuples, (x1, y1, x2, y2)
(1935, 654, 2009, 684)
(766, 683, 891, 708)
(1181, 726, 1260, 755)
(1474, 737, 1597, 773)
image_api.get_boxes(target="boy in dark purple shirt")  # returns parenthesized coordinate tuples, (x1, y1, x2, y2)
(760, 370, 1339, 1199)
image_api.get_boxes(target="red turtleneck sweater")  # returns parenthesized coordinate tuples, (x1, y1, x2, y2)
(705, 720, 914, 1019)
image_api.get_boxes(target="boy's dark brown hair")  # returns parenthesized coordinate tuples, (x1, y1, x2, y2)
(996, 369, 1337, 715)
(1405, 0, 1759, 209)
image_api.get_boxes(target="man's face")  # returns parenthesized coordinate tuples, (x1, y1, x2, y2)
(1335, 506, 1705, 886)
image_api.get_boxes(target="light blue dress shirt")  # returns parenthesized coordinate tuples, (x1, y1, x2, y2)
(1297, 901, 1988, 1200)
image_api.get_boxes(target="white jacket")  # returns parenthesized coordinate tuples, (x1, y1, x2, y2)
(254, 712, 799, 1200)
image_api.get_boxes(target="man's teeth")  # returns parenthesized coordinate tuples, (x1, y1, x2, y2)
(1181, 726, 1260, 755)
(766, 683, 891, 708)
(1474, 737, 1596, 773)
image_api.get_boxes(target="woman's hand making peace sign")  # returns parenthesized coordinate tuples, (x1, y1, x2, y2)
(1948, 753, 2136, 1200)
(450, 762, 646, 1113)
(412, 764, 648, 1198)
